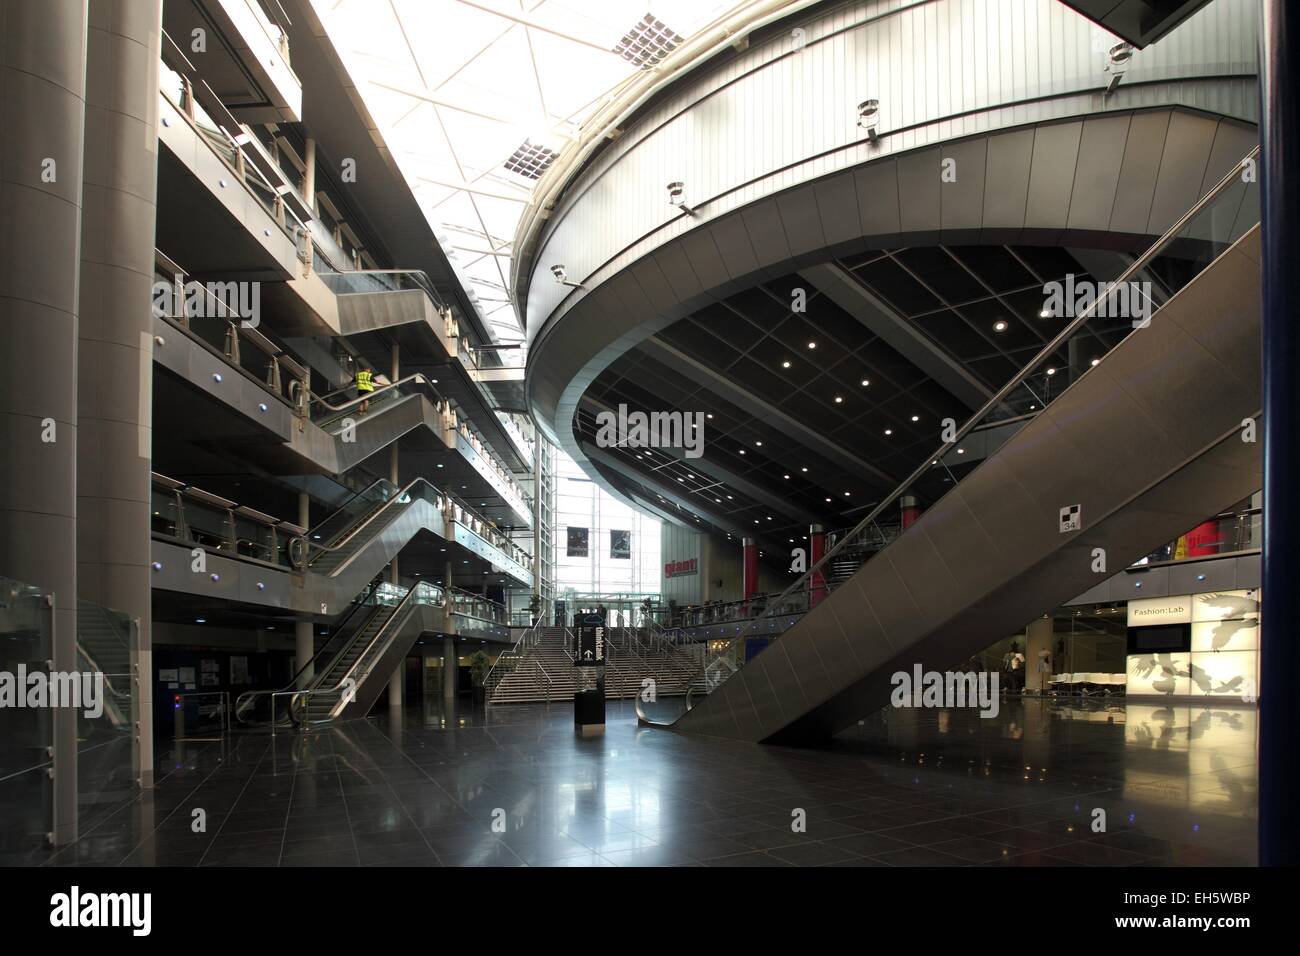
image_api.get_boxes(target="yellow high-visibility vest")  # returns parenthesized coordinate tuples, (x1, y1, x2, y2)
(356, 370, 374, 393)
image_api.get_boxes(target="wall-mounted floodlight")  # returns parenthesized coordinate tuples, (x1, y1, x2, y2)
(667, 181, 697, 216)
(551, 264, 584, 289)
(1105, 43, 1134, 94)
(857, 99, 880, 141)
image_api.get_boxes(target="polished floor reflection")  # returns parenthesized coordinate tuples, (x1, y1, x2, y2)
(26, 697, 1256, 867)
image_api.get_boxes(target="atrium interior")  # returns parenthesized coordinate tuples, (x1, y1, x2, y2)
(0, 0, 1295, 891)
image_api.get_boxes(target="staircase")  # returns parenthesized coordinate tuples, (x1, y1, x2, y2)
(486, 626, 701, 704)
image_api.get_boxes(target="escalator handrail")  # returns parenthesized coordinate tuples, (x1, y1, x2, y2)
(234, 581, 382, 722)
(758, 145, 1262, 624)
(310, 372, 439, 415)
(295, 477, 445, 569)
(278, 581, 444, 723)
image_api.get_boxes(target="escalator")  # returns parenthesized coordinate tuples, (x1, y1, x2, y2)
(642, 149, 1262, 745)
(237, 582, 445, 729)
(307, 373, 446, 474)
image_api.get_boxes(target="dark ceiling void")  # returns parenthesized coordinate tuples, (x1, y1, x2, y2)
(576, 243, 1146, 546)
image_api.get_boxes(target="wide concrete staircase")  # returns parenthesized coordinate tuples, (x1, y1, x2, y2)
(487, 626, 701, 704)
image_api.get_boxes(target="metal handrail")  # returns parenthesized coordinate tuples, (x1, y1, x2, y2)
(235, 582, 381, 723)
(310, 372, 436, 415)
(758, 146, 1262, 624)
(292, 477, 443, 568)
(274, 581, 443, 730)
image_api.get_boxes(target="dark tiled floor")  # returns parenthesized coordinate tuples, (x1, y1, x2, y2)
(23, 696, 1257, 867)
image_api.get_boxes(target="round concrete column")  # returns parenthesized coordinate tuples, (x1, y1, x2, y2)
(0, 0, 90, 848)
(442, 636, 457, 700)
(76, 0, 163, 791)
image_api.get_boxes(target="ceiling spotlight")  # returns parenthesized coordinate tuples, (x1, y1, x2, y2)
(782, 361, 791, 369)
(1046, 367, 1057, 376)
(856, 98, 881, 141)
(550, 264, 583, 289)
(738, 449, 746, 455)
(1091, 358, 1101, 367)
(834, 396, 843, 404)
(807, 341, 817, 350)
(783, 474, 790, 479)
(884, 428, 893, 436)
(911, 415, 920, 422)
(994, 320, 1008, 332)
(861, 379, 870, 387)
(1039, 307, 1052, 318)
(801, 467, 808, 473)
(667, 181, 697, 215)
(754, 441, 762, 447)
(825, 497, 832, 502)
(1105, 42, 1135, 95)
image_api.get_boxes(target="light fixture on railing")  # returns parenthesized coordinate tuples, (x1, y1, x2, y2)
(666, 181, 697, 216)
(550, 264, 584, 289)
(857, 99, 881, 141)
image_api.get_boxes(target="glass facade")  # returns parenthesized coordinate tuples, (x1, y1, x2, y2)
(554, 450, 661, 597)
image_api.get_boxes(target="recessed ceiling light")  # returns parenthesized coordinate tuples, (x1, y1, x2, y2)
(844, 491, 851, 496)
(807, 341, 816, 349)
(825, 497, 832, 502)
(782, 361, 791, 369)
(884, 428, 893, 436)
(801, 467, 808, 473)
(783, 474, 790, 479)
(994, 320, 1008, 332)
(754, 441, 762, 447)
(911, 415, 919, 422)
(707, 413, 713, 419)
(861, 379, 870, 387)
(1091, 358, 1100, 366)
(1046, 367, 1057, 376)
(1039, 308, 1052, 318)
(834, 396, 843, 404)
(739, 449, 745, 455)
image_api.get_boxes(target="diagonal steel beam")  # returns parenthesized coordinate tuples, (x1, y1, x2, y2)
(636, 337, 899, 489)
(798, 262, 993, 410)
(579, 395, 822, 525)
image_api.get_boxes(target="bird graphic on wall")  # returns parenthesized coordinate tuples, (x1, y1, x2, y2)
(1198, 592, 1260, 651)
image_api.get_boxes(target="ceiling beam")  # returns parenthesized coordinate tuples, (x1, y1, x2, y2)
(798, 262, 994, 411)
(636, 336, 900, 490)
(579, 395, 823, 525)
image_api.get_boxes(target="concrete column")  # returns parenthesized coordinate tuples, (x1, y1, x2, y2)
(442, 636, 457, 699)
(301, 137, 316, 209)
(296, 492, 313, 687)
(76, 0, 162, 793)
(1025, 616, 1053, 694)
(0, 0, 90, 847)
(388, 663, 403, 709)
(295, 617, 314, 688)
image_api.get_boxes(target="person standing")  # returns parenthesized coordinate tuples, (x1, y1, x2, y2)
(355, 365, 375, 415)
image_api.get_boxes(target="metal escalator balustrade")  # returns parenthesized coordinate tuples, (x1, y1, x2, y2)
(639, 146, 1262, 734)
(278, 580, 445, 730)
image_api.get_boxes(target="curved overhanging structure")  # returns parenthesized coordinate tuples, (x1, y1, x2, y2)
(519, 0, 1258, 534)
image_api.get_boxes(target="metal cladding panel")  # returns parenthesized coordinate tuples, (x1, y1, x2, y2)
(895, 147, 942, 242)
(1146, 111, 1221, 233)
(1202, 120, 1260, 195)
(1067, 114, 1132, 233)
(707, 213, 760, 281)
(853, 159, 902, 244)
(775, 185, 827, 261)
(628, 256, 676, 316)
(980, 127, 1035, 235)
(650, 244, 706, 304)
(812, 172, 864, 251)
(1107, 109, 1172, 235)
(740, 202, 792, 274)
(1025, 121, 1083, 233)
(939, 137, 988, 235)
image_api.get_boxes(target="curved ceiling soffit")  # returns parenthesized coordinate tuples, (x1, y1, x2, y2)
(526, 107, 1258, 497)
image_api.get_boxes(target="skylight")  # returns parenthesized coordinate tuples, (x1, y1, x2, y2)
(310, 0, 753, 343)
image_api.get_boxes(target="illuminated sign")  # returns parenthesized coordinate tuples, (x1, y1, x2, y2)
(664, 558, 697, 578)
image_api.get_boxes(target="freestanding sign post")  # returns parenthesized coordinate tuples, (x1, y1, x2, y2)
(573, 611, 606, 737)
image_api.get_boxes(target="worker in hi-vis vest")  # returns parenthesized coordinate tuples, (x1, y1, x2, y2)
(355, 365, 375, 415)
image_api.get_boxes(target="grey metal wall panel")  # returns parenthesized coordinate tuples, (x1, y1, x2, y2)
(939, 137, 988, 239)
(895, 146, 942, 242)
(1066, 114, 1132, 233)
(1146, 110, 1219, 233)
(812, 172, 863, 251)
(1107, 109, 1172, 235)
(707, 213, 760, 281)
(853, 159, 902, 243)
(775, 185, 828, 261)
(1025, 121, 1084, 233)
(740, 202, 793, 274)
(980, 127, 1035, 236)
